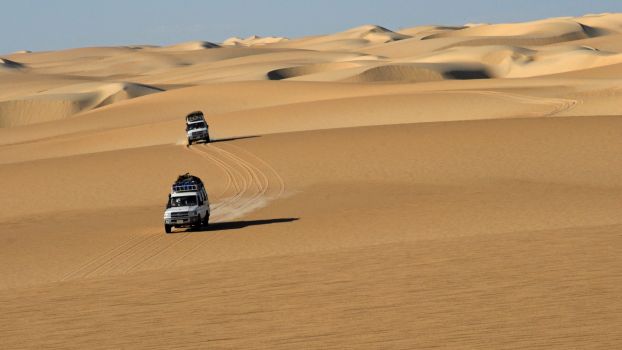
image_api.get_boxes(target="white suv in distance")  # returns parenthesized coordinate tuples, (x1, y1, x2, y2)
(186, 111, 210, 145)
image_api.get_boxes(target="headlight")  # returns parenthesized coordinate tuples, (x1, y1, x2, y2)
(164, 212, 171, 218)
(189, 210, 198, 216)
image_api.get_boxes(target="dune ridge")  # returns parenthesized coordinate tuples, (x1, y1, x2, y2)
(0, 57, 24, 70)
(0, 82, 162, 127)
(223, 35, 288, 46)
(3, 13, 622, 93)
(158, 40, 220, 51)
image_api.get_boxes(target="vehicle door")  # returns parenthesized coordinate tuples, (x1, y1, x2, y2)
(202, 188, 210, 215)
(198, 192, 207, 218)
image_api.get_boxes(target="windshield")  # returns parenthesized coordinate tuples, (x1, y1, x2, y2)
(170, 195, 197, 207)
(187, 122, 206, 131)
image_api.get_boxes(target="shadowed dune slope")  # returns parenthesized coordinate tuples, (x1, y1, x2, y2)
(0, 57, 24, 70)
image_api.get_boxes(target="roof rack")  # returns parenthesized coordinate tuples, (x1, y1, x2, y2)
(186, 110, 203, 117)
(171, 173, 204, 193)
(186, 111, 205, 124)
(172, 183, 199, 192)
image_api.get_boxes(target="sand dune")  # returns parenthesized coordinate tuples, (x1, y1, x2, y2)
(158, 40, 220, 51)
(342, 24, 411, 43)
(269, 24, 409, 51)
(135, 50, 369, 84)
(575, 12, 622, 33)
(223, 35, 288, 46)
(1, 119, 621, 348)
(0, 90, 579, 165)
(2, 12, 622, 349)
(347, 44, 622, 82)
(2, 116, 619, 282)
(2, 13, 620, 86)
(267, 61, 365, 80)
(0, 82, 162, 127)
(398, 25, 466, 38)
(424, 18, 597, 41)
(0, 57, 24, 70)
(343, 62, 487, 82)
(0, 71, 96, 102)
(398, 44, 622, 78)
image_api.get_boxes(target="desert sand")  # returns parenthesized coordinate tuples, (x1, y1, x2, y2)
(1, 13, 621, 349)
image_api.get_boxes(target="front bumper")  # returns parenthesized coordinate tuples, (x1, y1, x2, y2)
(165, 215, 201, 226)
(188, 131, 208, 141)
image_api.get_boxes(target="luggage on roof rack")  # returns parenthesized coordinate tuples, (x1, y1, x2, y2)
(172, 173, 204, 193)
(186, 111, 204, 124)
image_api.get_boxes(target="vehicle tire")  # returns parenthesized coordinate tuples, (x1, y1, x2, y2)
(188, 139, 193, 146)
(165, 224, 172, 234)
(205, 133, 211, 143)
(203, 214, 209, 225)
(195, 215, 203, 228)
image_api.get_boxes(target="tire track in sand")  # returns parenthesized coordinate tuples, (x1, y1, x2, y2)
(60, 228, 153, 281)
(165, 142, 284, 266)
(61, 141, 285, 280)
(125, 143, 255, 271)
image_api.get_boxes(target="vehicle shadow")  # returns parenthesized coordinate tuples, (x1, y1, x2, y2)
(187, 135, 260, 147)
(187, 217, 299, 233)
(210, 135, 260, 143)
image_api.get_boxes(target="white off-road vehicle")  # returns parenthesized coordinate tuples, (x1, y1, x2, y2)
(163, 173, 210, 233)
(186, 110, 210, 145)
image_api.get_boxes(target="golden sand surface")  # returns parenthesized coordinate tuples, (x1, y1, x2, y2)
(1, 13, 621, 349)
